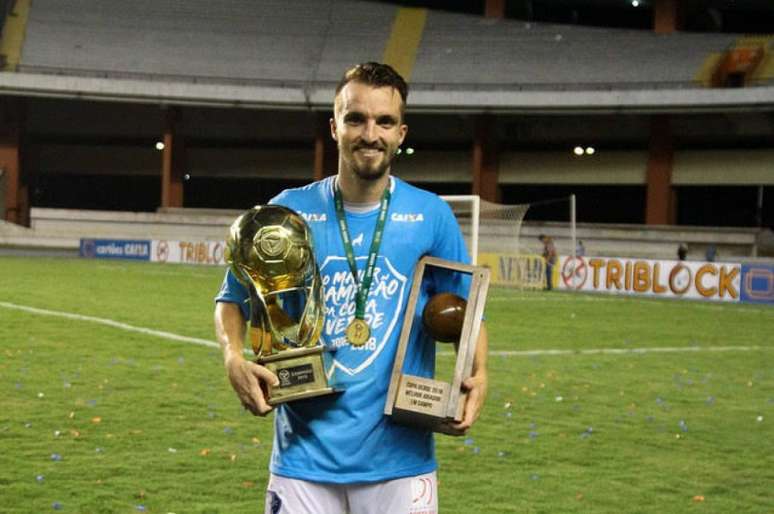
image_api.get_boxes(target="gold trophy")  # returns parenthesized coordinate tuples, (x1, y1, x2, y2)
(384, 256, 490, 434)
(225, 205, 337, 405)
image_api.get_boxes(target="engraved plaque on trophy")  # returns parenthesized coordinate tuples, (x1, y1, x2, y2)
(226, 205, 337, 405)
(384, 256, 490, 434)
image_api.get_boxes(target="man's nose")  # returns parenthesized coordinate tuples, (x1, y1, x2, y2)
(361, 120, 378, 143)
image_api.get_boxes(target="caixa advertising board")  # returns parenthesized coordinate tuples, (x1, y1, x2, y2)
(79, 239, 151, 261)
(80, 239, 225, 266)
(556, 255, 772, 305)
(739, 263, 774, 305)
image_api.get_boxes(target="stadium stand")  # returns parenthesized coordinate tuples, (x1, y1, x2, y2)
(9, 0, 770, 106)
(0, 0, 772, 262)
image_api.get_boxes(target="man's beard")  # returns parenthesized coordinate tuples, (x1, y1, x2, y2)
(353, 159, 390, 181)
(345, 144, 394, 181)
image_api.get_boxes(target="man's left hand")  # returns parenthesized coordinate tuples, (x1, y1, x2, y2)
(443, 373, 488, 436)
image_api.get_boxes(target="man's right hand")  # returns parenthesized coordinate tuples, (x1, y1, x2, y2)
(225, 355, 279, 416)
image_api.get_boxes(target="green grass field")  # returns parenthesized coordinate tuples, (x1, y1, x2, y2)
(0, 256, 772, 514)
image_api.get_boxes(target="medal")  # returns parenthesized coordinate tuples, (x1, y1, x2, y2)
(334, 181, 391, 348)
(346, 318, 371, 346)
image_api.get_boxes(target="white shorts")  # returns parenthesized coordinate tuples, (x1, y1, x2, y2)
(264, 471, 438, 514)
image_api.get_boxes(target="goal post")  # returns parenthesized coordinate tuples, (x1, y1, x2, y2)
(440, 195, 480, 264)
(441, 194, 577, 290)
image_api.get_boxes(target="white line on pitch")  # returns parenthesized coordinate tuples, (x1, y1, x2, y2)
(439, 345, 764, 357)
(1, 301, 767, 358)
(0, 301, 220, 350)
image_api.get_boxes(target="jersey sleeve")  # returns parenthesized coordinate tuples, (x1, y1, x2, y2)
(426, 198, 472, 298)
(214, 268, 250, 320)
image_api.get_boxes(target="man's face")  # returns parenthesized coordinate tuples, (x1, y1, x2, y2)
(331, 82, 408, 181)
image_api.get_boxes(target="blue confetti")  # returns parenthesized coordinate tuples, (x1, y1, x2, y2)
(50, 453, 62, 462)
(87, 400, 97, 407)
(530, 474, 540, 481)
(678, 420, 688, 432)
(136, 505, 146, 512)
(36, 475, 45, 483)
(529, 431, 539, 440)
(52, 502, 63, 510)
(464, 437, 474, 446)
(472, 446, 480, 455)
(15, 383, 23, 389)
(224, 427, 234, 435)
(705, 396, 715, 406)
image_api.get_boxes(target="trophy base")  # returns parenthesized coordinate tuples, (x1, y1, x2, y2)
(258, 346, 336, 405)
(390, 374, 462, 434)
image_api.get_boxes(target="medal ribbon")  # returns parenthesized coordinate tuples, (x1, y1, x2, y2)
(333, 183, 391, 321)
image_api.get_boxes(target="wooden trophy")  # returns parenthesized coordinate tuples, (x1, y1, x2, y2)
(384, 256, 490, 434)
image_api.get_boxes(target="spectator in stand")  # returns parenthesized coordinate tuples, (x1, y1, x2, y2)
(576, 240, 585, 257)
(705, 244, 717, 262)
(677, 243, 688, 261)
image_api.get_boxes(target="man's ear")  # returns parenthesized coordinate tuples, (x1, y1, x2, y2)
(398, 124, 408, 146)
(329, 117, 337, 141)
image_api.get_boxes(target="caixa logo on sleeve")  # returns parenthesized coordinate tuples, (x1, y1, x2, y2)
(79, 239, 151, 261)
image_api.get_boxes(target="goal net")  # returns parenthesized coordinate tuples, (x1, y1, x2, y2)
(442, 195, 544, 289)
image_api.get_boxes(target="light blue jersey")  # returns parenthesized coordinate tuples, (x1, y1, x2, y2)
(215, 176, 470, 484)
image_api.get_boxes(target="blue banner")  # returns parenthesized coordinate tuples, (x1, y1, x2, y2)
(80, 239, 151, 261)
(740, 263, 774, 305)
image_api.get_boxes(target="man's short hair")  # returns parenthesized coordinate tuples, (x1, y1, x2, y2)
(335, 62, 408, 114)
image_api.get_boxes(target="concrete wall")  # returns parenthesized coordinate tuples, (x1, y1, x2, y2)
(1, 207, 765, 263)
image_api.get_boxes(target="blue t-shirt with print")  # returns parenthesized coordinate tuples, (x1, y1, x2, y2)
(215, 176, 470, 484)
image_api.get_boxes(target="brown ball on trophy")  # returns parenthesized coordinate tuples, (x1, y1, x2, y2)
(422, 292, 467, 343)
